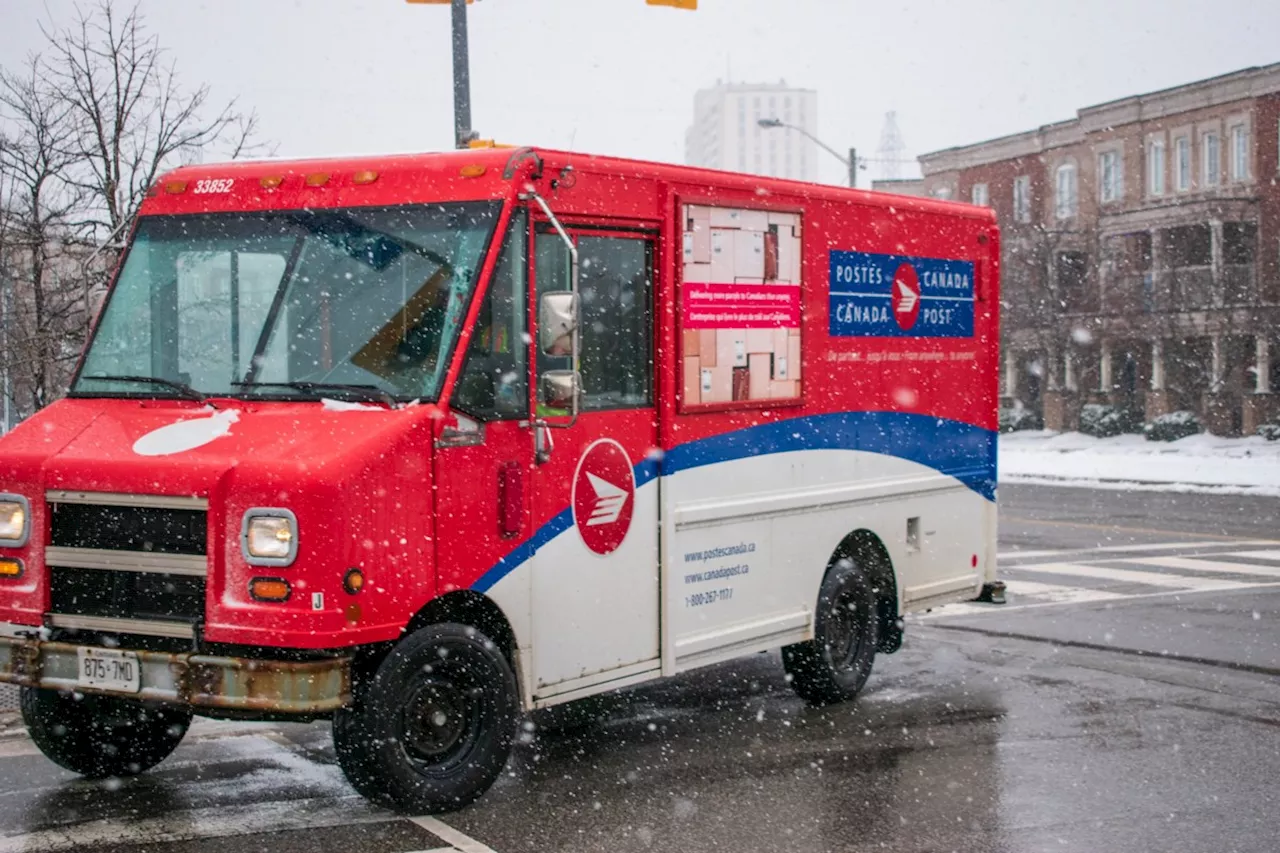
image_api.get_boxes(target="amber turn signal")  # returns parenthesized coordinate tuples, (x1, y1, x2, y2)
(0, 558, 23, 578)
(343, 568, 365, 595)
(249, 577, 291, 602)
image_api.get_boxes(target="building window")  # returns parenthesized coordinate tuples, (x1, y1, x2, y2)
(1012, 175, 1031, 223)
(1055, 163, 1077, 219)
(1147, 139, 1165, 196)
(971, 183, 989, 206)
(1174, 136, 1190, 192)
(1203, 132, 1220, 186)
(1231, 124, 1249, 181)
(931, 184, 953, 200)
(1098, 150, 1121, 203)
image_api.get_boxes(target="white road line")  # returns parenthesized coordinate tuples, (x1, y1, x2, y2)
(1118, 555, 1280, 578)
(998, 549, 1063, 559)
(1000, 540, 1277, 562)
(917, 582, 1123, 619)
(409, 816, 498, 853)
(1002, 579, 1128, 602)
(1219, 549, 1280, 562)
(1009, 562, 1251, 590)
(918, 582, 1280, 619)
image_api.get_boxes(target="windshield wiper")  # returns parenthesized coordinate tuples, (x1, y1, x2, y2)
(80, 374, 206, 402)
(232, 381, 397, 407)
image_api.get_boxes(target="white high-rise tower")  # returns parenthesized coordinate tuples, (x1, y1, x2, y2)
(876, 111, 908, 182)
(685, 81, 818, 181)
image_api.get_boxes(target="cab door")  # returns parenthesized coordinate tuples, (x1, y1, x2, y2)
(528, 226, 661, 695)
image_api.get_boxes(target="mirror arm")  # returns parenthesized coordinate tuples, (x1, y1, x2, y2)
(523, 186, 580, 429)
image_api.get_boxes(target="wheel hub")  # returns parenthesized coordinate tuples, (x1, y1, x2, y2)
(825, 591, 864, 668)
(403, 681, 469, 760)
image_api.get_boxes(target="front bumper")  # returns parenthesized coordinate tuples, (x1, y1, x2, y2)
(0, 631, 351, 715)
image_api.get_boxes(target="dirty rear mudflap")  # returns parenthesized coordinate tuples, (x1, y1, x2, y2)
(0, 635, 351, 715)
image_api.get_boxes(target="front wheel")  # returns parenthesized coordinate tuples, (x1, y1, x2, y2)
(332, 623, 519, 814)
(783, 558, 879, 706)
(20, 687, 192, 777)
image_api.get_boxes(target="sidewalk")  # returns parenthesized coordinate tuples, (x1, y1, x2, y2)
(1000, 430, 1280, 495)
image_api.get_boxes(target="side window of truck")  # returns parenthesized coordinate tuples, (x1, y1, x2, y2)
(452, 213, 528, 420)
(536, 233, 654, 411)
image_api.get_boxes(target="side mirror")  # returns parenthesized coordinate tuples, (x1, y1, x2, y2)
(539, 292, 578, 356)
(541, 370, 580, 409)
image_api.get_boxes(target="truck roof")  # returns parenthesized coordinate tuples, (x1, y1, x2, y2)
(150, 146, 996, 224)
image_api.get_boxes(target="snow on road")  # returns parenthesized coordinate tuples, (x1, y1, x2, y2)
(999, 430, 1280, 495)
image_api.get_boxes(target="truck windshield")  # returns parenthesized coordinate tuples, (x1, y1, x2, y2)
(73, 201, 502, 402)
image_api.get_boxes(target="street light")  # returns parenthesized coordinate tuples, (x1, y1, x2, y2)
(757, 117, 862, 188)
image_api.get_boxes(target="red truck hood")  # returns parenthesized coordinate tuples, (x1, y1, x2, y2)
(0, 397, 440, 497)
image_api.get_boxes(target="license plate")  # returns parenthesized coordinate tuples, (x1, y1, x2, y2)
(76, 647, 141, 693)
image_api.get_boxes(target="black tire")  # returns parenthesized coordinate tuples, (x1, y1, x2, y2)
(20, 687, 192, 778)
(332, 622, 519, 814)
(783, 558, 880, 706)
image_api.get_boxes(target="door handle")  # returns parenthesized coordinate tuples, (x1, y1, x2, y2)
(533, 419, 554, 465)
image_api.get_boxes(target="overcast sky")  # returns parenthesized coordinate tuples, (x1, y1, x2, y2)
(4, 0, 1279, 185)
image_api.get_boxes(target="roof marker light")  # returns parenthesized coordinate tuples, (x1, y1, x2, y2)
(460, 164, 486, 178)
(164, 180, 188, 194)
(305, 172, 331, 187)
(352, 170, 379, 185)
(260, 175, 284, 189)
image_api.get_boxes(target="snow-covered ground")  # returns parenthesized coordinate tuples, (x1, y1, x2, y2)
(999, 430, 1280, 496)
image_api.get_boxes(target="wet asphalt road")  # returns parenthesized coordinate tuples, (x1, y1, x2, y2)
(0, 483, 1277, 853)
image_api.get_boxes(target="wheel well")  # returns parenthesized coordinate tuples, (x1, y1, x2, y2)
(829, 529, 901, 653)
(405, 590, 518, 668)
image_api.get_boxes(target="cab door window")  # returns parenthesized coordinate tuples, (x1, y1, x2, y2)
(452, 212, 528, 419)
(537, 233, 653, 411)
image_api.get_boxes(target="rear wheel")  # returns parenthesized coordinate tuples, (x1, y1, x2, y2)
(20, 687, 191, 777)
(783, 558, 879, 705)
(332, 622, 519, 813)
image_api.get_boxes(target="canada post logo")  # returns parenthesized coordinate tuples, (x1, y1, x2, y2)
(828, 250, 975, 338)
(572, 439, 635, 556)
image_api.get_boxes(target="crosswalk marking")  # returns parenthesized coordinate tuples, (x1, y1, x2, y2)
(998, 579, 1127, 603)
(1119, 555, 1280, 578)
(1010, 561, 1251, 589)
(921, 541, 1280, 620)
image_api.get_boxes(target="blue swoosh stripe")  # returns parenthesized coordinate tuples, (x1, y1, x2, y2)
(661, 411, 996, 501)
(471, 455, 662, 593)
(471, 411, 995, 593)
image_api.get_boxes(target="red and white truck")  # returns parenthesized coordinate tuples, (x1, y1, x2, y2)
(0, 146, 1000, 812)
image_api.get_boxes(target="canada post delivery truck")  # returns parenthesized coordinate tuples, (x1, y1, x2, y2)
(0, 146, 1000, 812)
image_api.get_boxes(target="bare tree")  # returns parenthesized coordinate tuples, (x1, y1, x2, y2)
(0, 0, 266, 423)
(42, 0, 261, 241)
(0, 53, 91, 417)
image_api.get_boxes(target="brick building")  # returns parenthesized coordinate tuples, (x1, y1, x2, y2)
(916, 63, 1280, 435)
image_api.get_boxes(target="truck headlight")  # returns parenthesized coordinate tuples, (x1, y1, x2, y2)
(0, 495, 31, 546)
(241, 509, 298, 567)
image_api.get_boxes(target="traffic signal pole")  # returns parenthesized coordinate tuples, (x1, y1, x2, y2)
(450, 0, 473, 148)
(412, 0, 694, 148)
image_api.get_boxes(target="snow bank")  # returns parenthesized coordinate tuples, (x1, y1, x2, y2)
(999, 430, 1280, 495)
